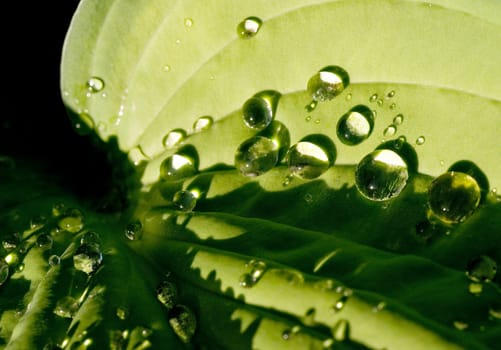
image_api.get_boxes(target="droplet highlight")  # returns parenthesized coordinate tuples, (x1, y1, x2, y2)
(192, 116, 213, 132)
(239, 260, 267, 288)
(162, 128, 187, 149)
(287, 134, 336, 179)
(237, 16, 262, 39)
(86, 77, 105, 93)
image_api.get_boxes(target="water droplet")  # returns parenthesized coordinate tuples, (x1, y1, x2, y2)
(162, 128, 187, 149)
(58, 208, 85, 233)
(287, 134, 336, 179)
(157, 280, 178, 310)
(242, 90, 281, 131)
(336, 105, 375, 146)
(376, 98, 383, 106)
(2, 235, 20, 251)
(416, 136, 426, 145)
(453, 320, 468, 331)
(116, 307, 129, 320)
(70, 112, 95, 136)
(468, 282, 483, 295)
(369, 93, 378, 103)
(4, 252, 20, 266)
(235, 136, 278, 177)
(52, 202, 66, 217)
(160, 147, 199, 181)
(54, 296, 79, 318)
(427, 171, 481, 224)
(237, 16, 263, 39)
(393, 114, 404, 125)
(86, 76, 105, 93)
(184, 18, 194, 27)
(331, 319, 350, 341)
(36, 234, 53, 250)
(372, 301, 387, 313)
(192, 115, 213, 132)
(80, 231, 101, 247)
(125, 220, 143, 241)
(163, 64, 171, 72)
(355, 149, 409, 201)
(304, 193, 313, 203)
(305, 115, 312, 122)
(172, 190, 197, 212)
(331, 295, 349, 313)
(48, 255, 61, 266)
(0, 260, 9, 285)
(30, 215, 47, 229)
(466, 255, 497, 283)
(307, 65, 350, 102)
(256, 120, 291, 163)
(282, 326, 300, 340)
(168, 305, 196, 343)
(239, 260, 267, 288)
(305, 100, 318, 112)
(383, 124, 397, 137)
(345, 93, 352, 101)
(389, 102, 397, 110)
(386, 90, 396, 98)
(448, 160, 490, 203)
(73, 243, 103, 274)
(14, 263, 25, 273)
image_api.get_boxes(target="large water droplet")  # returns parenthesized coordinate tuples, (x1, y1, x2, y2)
(168, 305, 196, 343)
(53, 296, 79, 318)
(466, 255, 497, 283)
(86, 77, 105, 93)
(307, 66, 350, 102)
(336, 105, 374, 145)
(237, 16, 263, 39)
(172, 190, 197, 212)
(287, 134, 336, 179)
(239, 260, 267, 288)
(0, 260, 9, 285)
(157, 280, 178, 310)
(58, 208, 85, 233)
(73, 243, 103, 274)
(427, 171, 481, 224)
(192, 116, 213, 132)
(355, 149, 409, 201)
(242, 90, 281, 131)
(235, 136, 278, 177)
(160, 146, 199, 181)
(162, 128, 187, 149)
(125, 220, 143, 241)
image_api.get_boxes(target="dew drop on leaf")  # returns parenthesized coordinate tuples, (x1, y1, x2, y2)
(427, 171, 481, 224)
(383, 124, 397, 137)
(58, 208, 85, 233)
(30, 215, 47, 229)
(125, 220, 143, 241)
(237, 16, 262, 39)
(168, 305, 197, 343)
(386, 90, 396, 98)
(156, 280, 178, 310)
(242, 90, 281, 131)
(376, 98, 384, 106)
(160, 151, 198, 182)
(36, 234, 53, 250)
(287, 134, 336, 179)
(355, 149, 409, 201)
(416, 135, 426, 145)
(71, 112, 95, 136)
(48, 254, 61, 266)
(336, 104, 375, 146)
(192, 115, 213, 132)
(73, 243, 103, 274)
(393, 113, 404, 125)
(162, 128, 187, 149)
(184, 18, 194, 28)
(53, 296, 79, 318)
(235, 136, 278, 177)
(466, 255, 497, 283)
(172, 190, 197, 212)
(331, 295, 349, 313)
(307, 65, 350, 102)
(80, 231, 101, 246)
(369, 93, 378, 103)
(52, 202, 66, 217)
(86, 76, 105, 93)
(453, 320, 468, 331)
(239, 260, 267, 288)
(116, 306, 129, 320)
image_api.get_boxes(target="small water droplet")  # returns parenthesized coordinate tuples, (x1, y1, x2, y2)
(331, 319, 350, 341)
(332, 295, 349, 313)
(416, 136, 426, 145)
(372, 301, 387, 313)
(73, 243, 103, 274)
(307, 65, 350, 102)
(184, 18, 194, 27)
(191, 116, 213, 133)
(157, 280, 178, 310)
(242, 90, 281, 131)
(393, 114, 404, 125)
(376, 98, 383, 106)
(162, 64, 172, 72)
(336, 105, 375, 146)
(237, 16, 263, 39)
(36, 234, 53, 250)
(71, 112, 95, 136)
(239, 260, 267, 288)
(427, 171, 481, 224)
(453, 320, 468, 331)
(48, 255, 61, 266)
(386, 90, 396, 98)
(172, 190, 197, 212)
(2, 235, 20, 251)
(305, 115, 312, 122)
(466, 255, 497, 283)
(116, 307, 129, 320)
(168, 305, 196, 343)
(369, 93, 378, 103)
(0, 260, 9, 285)
(160, 150, 199, 181)
(287, 134, 336, 179)
(86, 76, 105, 93)
(355, 149, 409, 201)
(30, 215, 47, 230)
(235, 136, 278, 177)
(58, 208, 85, 233)
(125, 220, 143, 241)
(383, 125, 397, 137)
(345, 92, 352, 101)
(281, 326, 300, 340)
(305, 100, 318, 112)
(162, 128, 187, 149)
(389, 102, 397, 110)
(54, 296, 79, 318)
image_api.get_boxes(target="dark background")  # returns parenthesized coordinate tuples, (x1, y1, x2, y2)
(1, 1, 110, 198)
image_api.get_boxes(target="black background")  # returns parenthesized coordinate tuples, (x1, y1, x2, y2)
(1, 1, 110, 198)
